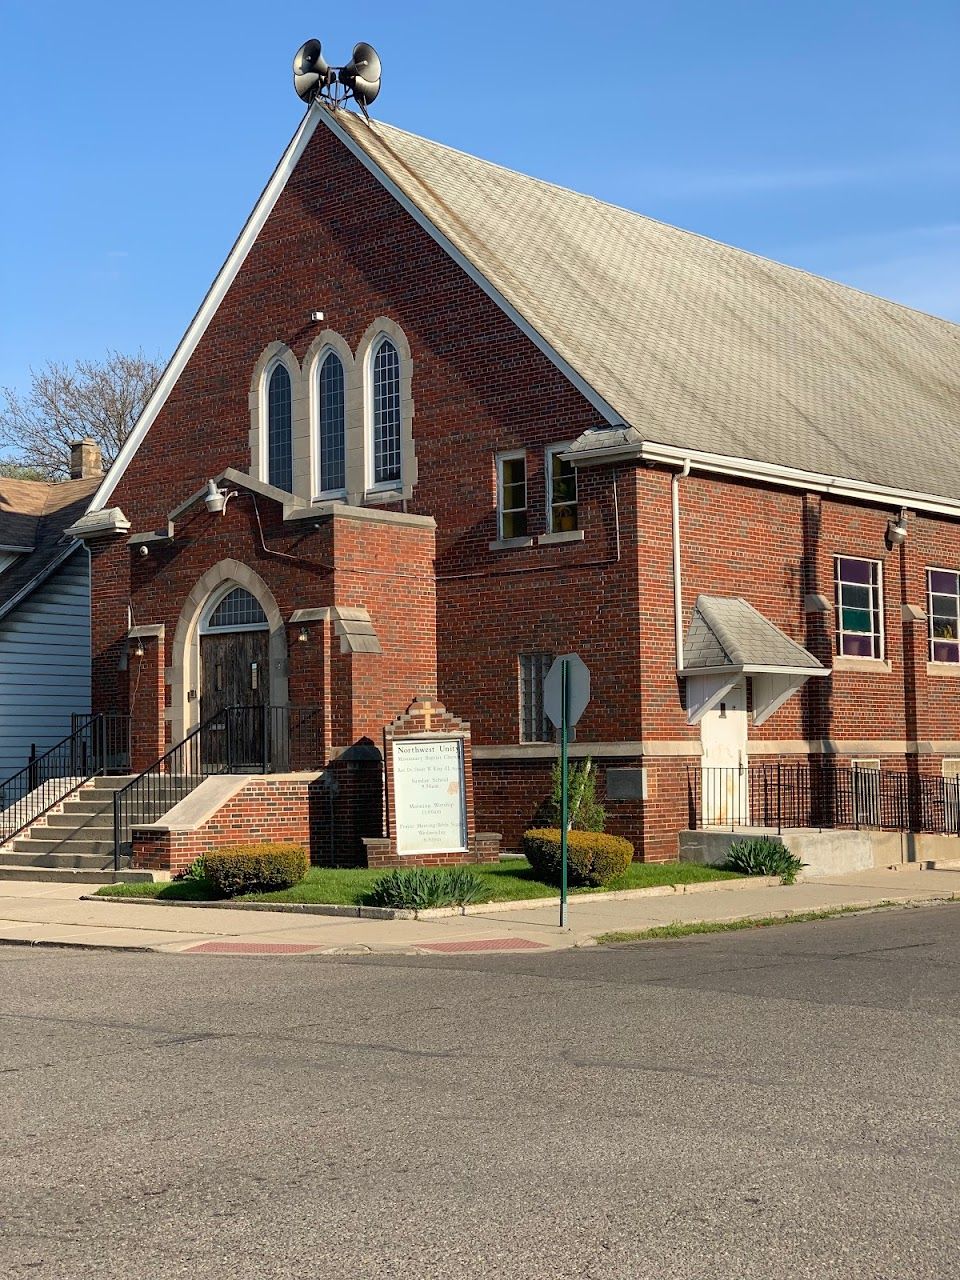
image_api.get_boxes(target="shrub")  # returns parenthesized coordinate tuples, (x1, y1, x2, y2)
(522, 828, 634, 888)
(543, 757, 605, 832)
(723, 837, 806, 885)
(368, 866, 488, 910)
(204, 843, 309, 897)
(173, 856, 209, 885)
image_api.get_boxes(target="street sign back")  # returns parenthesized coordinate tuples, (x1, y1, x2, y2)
(543, 653, 590, 729)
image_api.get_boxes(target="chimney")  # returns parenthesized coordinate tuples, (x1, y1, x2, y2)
(69, 438, 103, 480)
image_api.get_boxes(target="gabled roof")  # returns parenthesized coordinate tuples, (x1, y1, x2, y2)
(683, 595, 826, 675)
(0, 475, 101, 619)
(90, 103, 960, 514)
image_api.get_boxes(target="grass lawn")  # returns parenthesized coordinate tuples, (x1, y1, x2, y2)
(95, 857, 740, 906)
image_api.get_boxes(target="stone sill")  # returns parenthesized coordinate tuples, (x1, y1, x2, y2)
(488, 536, 534, 551)
(537, 530, 585, 545)
(832, 656, 892, 674)
(927, 662, 960, 678)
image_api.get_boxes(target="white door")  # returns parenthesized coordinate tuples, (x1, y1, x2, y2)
(700, 679, 749, 827)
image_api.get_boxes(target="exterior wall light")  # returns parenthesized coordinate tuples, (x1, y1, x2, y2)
(887, 512, 908, 546)
(298, 628, 309, 642)
(204, 479, 238, 516)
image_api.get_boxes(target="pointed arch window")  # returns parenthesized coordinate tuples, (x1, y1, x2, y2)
(205, 587, 268, 632)
(316, 351, 346, 495)
(267, 363, 293, 493)
(371, 338, 401, 486)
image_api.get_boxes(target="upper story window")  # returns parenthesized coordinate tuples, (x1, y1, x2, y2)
(928, 568, 960, 663)
(834, 556, 883, 659)
(497, 451, 527, 539)
(546, 444, 578, 532)
(266, 363, 293, 493)
(316, 351, 346, 496)
(371, 338, 401, 487)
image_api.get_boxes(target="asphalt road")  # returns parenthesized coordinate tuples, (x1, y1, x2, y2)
(2, 904, 959, 1279)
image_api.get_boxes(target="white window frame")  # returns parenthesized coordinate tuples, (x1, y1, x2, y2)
(310, 346, 348, 501)
(834, 556, 884, 660)
(545, 442, 578, 533)
(497, 450, 528, 541)
(199, 584, 270, 636)
(364, 334, 403, 494)
(261, 356, 294, 492)
(927, 566, 960, 664)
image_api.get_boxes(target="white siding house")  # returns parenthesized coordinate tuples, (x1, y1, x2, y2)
(0, 452, 102, 789)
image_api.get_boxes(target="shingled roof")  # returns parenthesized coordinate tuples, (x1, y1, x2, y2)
(329, 111, 960, 504)
(683, 595, 826, 674)
(0, 476, 101, 619)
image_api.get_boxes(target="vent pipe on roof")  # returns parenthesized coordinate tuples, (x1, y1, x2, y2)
(70, 438, 103, 480)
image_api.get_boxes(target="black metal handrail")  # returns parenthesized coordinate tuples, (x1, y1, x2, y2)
(112, 704, 323, 868)
(690, 763, 960, 836)
(0, 713, 131, 844)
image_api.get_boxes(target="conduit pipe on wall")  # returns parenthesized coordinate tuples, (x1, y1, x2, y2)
(672, 458, 691, 671)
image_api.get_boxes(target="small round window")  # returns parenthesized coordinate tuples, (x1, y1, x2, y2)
(204, 587, 268, 631)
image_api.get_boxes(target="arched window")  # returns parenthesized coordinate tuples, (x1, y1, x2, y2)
(204, 587, 269, 632)
(371, 338, 401, 486)
(316, 351, 346, 494)
(267, 363, 293, 492)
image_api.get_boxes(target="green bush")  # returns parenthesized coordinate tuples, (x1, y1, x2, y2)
(204, 843, 309, 897)
(522, 828, 634, 888)
(368, 866, 488, 910)
(173, 856, 209, 886)
(723, 837, 806, 885)
(543, 757, 605, 832)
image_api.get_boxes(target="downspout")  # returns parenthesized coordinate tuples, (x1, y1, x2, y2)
(672, 458, 691, 671)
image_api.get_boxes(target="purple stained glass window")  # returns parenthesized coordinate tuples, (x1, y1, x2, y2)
(928, 568, 960, 663)
(835, 557, 882, 659)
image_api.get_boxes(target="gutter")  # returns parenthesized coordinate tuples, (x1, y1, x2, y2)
(671, 458, 691, 670)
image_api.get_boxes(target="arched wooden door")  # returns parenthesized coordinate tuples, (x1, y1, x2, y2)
(199, 587, 270, 770)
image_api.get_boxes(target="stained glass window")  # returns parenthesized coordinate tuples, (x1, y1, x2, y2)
(372, 339, 401, 485)
(267, 363, 293, 493)
(317, 352, 345, 494)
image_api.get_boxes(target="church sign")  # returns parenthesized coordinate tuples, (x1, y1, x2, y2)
(392, 737, 467, 855)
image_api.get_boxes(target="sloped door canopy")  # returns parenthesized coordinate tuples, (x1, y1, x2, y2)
(682, 595, 829, 726)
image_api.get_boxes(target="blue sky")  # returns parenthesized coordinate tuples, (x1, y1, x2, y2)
(1, 1, 957, 396)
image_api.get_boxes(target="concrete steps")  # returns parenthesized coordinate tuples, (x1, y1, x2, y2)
(0, 775, 153, 884)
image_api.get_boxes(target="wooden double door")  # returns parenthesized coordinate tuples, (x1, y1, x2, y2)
(199, 630, 270, 770)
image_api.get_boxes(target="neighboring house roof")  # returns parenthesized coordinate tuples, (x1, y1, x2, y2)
(0, 476, 101, 620)
(683, 595, 826, 674)
(90, 103, 960, 514)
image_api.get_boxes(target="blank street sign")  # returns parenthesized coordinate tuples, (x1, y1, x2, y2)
(543, 653, 590, 729)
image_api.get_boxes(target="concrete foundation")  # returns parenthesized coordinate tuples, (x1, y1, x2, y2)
(679, 827, 960, 877)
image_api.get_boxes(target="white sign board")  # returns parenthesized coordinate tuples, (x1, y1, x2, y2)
(392, 738, 467, 855)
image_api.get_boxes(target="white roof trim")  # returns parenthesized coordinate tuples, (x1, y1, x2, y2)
(88, 109, 323, 514)
(573, 438, 960, 521)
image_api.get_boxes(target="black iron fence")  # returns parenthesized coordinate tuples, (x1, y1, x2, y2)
(112, 705, 323, 867)
(0, 713, 131, 844)
(690, 763, 960, 836)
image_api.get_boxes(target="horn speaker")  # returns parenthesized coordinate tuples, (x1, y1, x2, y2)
(339, 41, 382, 109)
(293, 39, 332, 102)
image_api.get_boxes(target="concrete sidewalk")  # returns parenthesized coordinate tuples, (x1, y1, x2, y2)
(0, 865, 958, 955)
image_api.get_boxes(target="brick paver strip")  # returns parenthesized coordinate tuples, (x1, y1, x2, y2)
(183, 941, 322, 954)
(416, 938, 550, 952)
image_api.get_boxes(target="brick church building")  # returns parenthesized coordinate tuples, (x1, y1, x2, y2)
(68, 100, 960, 869)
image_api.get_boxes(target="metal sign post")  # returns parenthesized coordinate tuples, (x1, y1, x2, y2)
(560, 658, 570, 929)
(543, 654, 591, 931)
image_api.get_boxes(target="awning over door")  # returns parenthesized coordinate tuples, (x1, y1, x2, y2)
(682, 595, 829, 726)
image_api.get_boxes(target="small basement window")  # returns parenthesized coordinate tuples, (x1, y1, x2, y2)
(519, 652, 554, 742)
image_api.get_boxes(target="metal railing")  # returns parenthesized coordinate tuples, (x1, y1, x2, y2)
(0, 713, 131, 844)
(690, 763, 960, 836)
(112, 705, 323, 868)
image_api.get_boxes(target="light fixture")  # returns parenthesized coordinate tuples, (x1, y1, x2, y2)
(298, 627, 309, 643)
(204, 479, 237, 516)
(887, 511, 908, 546)
(133, 641, 145, 658)
(310, 309, 325, 322)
